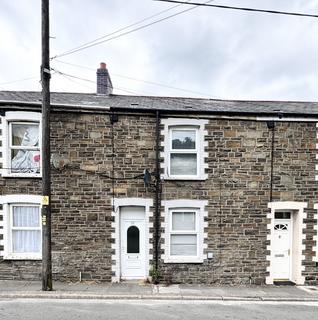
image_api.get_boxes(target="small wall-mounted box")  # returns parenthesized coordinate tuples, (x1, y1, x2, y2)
(207, 252, 214, 259)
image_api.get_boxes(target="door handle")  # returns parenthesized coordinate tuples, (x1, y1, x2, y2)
(288, 249, 290, 256)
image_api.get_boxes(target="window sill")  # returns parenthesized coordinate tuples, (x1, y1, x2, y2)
(164, 257, 204, 264)
(3, 254, 42, 260)
(1, 173, 42, 179)
(162, 175, 208, 181)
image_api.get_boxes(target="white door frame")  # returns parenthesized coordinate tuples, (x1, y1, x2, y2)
(111, 198, 153, 282)
(267, 201, 307, 285)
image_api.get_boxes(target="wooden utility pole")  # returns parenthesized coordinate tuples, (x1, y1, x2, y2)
(41, 0, 52, 291)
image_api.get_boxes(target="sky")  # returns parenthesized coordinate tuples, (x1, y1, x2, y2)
(0, 0, 317, 101)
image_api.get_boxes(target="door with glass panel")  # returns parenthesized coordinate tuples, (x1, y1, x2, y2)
(120, 206, 146, 279)
(272, 212, 292, 280)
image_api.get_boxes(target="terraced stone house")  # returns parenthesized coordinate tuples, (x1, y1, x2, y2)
(1, 64, 318, 285)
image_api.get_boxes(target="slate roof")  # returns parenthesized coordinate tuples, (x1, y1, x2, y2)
(0, 91, 318, 116)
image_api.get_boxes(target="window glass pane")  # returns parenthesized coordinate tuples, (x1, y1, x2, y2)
(171, 130, 196, 149)
(170, 235, 197, 256)
(274, 212, 291, 219)
(12, 123, 39, 147)
(127, 226, 140, 253)
(172, 212, 195, 230)
(170, 153, 197, 175)
(11, 149, 40, 173)
(13, 206, 39, 227)
(12, 230, 41, 253)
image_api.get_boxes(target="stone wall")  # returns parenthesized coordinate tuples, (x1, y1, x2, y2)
(160, 120, 271, 284)
(159, 120, 318, 285)
(50, 113, 156, 281)
(0, 114, 42, 279)
(0, 112, 317, 284)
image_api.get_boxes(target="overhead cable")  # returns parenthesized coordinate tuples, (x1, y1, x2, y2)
(52, 59, 221, 98)
(51, 67, 155, 95)
(0, 76, 38, 86)
(155, 0, 318, 18)
(51, 1, 187, 59)
(51, 0, 214, 59)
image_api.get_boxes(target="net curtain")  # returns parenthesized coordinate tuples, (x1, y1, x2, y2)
(12, 206, 41, 253)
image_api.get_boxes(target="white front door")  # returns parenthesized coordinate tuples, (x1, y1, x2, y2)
(120, 206, 146, 279)
(272, 219, 292, 280)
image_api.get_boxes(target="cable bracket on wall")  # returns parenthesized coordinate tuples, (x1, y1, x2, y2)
(109, 113, 118, 124)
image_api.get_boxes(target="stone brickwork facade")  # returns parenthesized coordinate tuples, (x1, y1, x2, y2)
(0, 115, 42, 279)
(159, 120, 318, 285)
(50, 113, 156, 281)
(1, 110, 318, 285)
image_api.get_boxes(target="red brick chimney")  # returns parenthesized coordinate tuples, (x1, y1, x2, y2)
(96, 62, 113, 95)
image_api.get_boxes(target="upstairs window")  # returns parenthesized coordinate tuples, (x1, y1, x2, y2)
(2, 112, 41, 177)
(10, 122, 40, 173)
(169, 127, 198, 177)
(161, 118, 208, 180)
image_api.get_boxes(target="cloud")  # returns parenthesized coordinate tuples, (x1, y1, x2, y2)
(0, 0, 317, 101)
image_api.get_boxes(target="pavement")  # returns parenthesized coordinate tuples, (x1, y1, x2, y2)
(0, 280, 318, 301)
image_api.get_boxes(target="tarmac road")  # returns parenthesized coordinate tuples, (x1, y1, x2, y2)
(0, 299, 318, 320)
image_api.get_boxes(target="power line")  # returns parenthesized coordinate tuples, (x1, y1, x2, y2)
(155, 0, 318, 18)
(113, 73, 218, 98)
(51, 0, 214, 59)
(53, 69, 95, 91)
(51, 67, 156, 95)
(0, 76, 39, 86)
(51, 68, 95, 84)
(0, 166, 146, 180)
(52, 1, 187, 59)
(52, 59, 221, 98)
(54, 59, 95, 71)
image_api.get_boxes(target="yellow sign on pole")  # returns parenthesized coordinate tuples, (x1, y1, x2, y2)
(42, 196, 49, 205)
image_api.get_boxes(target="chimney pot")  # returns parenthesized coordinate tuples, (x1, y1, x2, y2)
(96, 62, 113, 95)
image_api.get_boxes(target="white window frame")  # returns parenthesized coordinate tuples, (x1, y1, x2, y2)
(162, 199, 208, 263)
(168, 127, 199, 178)
(0, 195, 42, 260)
(169, 209, 199, 258)
(161, 118, 208, 180)
(2, 111, 41, 178)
